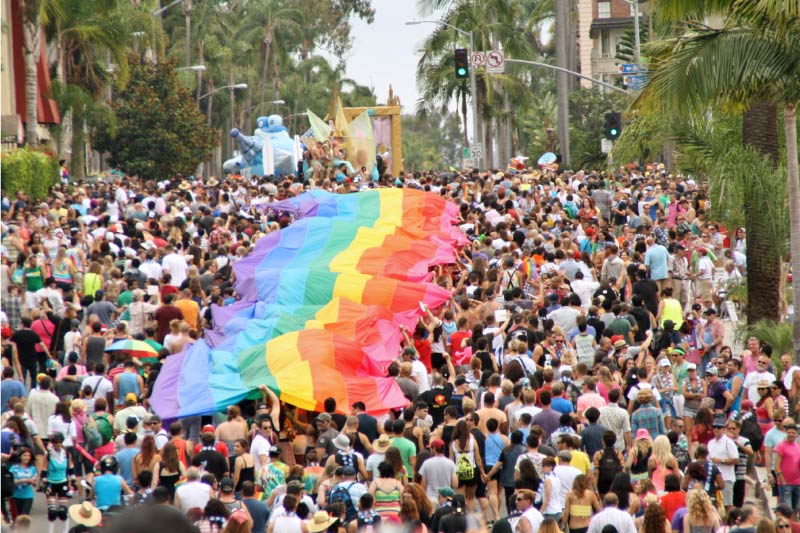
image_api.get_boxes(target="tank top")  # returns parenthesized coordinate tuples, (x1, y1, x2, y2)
(95, 474, 123, 509)
(684, 379, 703, 410)
(47, 448, 69, 483)
(660, 299, 683, 329)
(273, 513, 303, 533)
(117, 372, 140, 405)
(83, 272, 103, 299)
(597, 447, 622, 494)
(157, 463, 181, 499)
(630, 447, 651, 475)
(52, 261, 72, 284)
(234, 464, 254, 493)
(373, 480, 402, 519)
(485, 433, 504, 467)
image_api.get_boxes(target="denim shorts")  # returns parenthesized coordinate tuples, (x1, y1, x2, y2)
(778, 485, 800, 511)
(660, 398, 677, 417)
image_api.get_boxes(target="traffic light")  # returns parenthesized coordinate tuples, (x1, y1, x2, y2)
(605, 112, 622, 139)
(454, 48, 469, 79)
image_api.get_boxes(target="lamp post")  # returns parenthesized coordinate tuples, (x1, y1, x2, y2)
(198, 83, 248, 101)
(176, 65, 206, 72)
(198, 83, 248, 161)
(406, 20, 481, 170)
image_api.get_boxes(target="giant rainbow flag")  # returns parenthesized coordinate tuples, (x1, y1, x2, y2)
(150, 189, 466, 417)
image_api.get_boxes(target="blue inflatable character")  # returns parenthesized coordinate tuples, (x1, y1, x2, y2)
(223, 115, 299, 177)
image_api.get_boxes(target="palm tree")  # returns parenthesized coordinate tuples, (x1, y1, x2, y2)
(635, 0, 800, 356)
(20, 0, 43, 146)
(240, 0, 304, 117)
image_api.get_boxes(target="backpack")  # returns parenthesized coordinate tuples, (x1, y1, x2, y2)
(1, 464, 14, 496)
(597, 447, 622, 492)
(740, 413, 763, 452)
(356, 511, 381, 533)
(93, 413, 113, 444)
(83, 416, 104, 450)
(329, 482, 357, 523)
(454, 440, 475, 481)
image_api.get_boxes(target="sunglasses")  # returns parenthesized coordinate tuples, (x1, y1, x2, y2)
(778, 525, 790, 530)
(758, 387, 768, 391)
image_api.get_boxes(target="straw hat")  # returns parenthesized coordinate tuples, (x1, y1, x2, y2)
(307, 511, 339, 532)
(69, 502, 102, 527)
(372, 434, 391, 453)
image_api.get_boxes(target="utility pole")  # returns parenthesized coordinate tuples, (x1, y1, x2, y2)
(631, 0, 641, 64)
(555, 0, 571, 168)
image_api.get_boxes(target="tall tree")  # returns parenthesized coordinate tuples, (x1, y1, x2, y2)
(20, 0, 42, 146)
(636, 0, 800, 352)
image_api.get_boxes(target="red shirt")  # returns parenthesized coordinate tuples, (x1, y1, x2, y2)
(154, 304, 183, 343)
(414, 338, 432, 373)
(449, 331, 471, 354)
(659, 491, 686, 521)
(193, 441, 228, 458)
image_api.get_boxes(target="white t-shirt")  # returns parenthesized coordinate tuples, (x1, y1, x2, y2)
(63, 331, 82, 356)
(743, 370, 776, 403)
(707, 435, 738, 482)
(82, 375, 114, 400)
(250, 433, 272, 471)
(626, 382, 662, 404)
(162, 253, 188, 287)
(47, 415, 77, 446)
(175, 481, 211, 514)
(411, 359, 430, 393)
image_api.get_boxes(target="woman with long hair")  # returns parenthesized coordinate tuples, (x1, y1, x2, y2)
(83, 261, 103, 300)
(315, 463, 340, 507)
(398, 499, 425, 531)
(641, 502, 671, 533)
(153, 442, 185, 503)
(682, 487, 720, 533)
(368, 461, 402, 521)
(47, 401, 76, 456)
(756, 380, 776, 436)
(9, 447, 37, 516)
(562, 474, 600, 533)
(596, 366, 620, 402)
(231, 439, 254, 498)
(649, 435, 682, 493)
(403, 483, 433, 528)
(540, 517, 563, 533)
(51, 246, 76, 292)
(450, 419, 484, 512)
(610, 472, 640, 516)
(383, 446, 406, 483)
(132, 435, 161, 482)
(626, 430, 653, 486)
(690, 407, 715, 456)
(770, 380, 790, 418)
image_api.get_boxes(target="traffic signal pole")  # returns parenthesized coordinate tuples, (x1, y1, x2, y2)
(468, 31, 481, 170)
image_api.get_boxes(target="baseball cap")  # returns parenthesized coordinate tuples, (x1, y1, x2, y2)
(147, 414, 162, 424)
(707, 366, 719, 376)
(125, 393, 138, 403)
(659, 359, 671, 367)
(712, 416, 727, 428)
(454, 375, 467, 386)
(316, 413, 332, 423)
(201, 424, 215, 434)
(686, 363, 697, 370)
(268, 445, 282, 457)
(219, 477, 235, 493)
(256, 403, 269, 411)
(438, 487, 455, 498)
(703, 308, 717, 315)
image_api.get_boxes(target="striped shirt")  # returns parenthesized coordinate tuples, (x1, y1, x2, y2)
(588, 506, 637, 533)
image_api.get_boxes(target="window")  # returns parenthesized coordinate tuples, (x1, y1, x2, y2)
(597, 1, 611, 18)
(601, 30, 611, 56)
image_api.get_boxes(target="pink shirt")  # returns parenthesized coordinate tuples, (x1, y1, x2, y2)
(775, 440, 800, 484)
(577, 391, 607, 416)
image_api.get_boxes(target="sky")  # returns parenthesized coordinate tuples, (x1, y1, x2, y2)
(338, 1, 444, 113)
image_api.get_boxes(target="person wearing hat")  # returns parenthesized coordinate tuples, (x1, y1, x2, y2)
(695, 247, 715, 310)
(259, 445, 289, 499)
(418, 438, 458, 502)
(113, 394, 147, 435)
(328, 465, 366, 524)
(705, 366, 730, 415)
(708, 414, 738, 510)
(305, 509, 338, 533)
(313, 412, 340, 463)
(324, 433, 368, 480)
(68, 501, 102, 530)
(365, 434, 391, 480)
(218, 476, 253, 521)
(652, 358, 678, 428)
(774, 418, 800, 514)
(430, 487, 458, 532)
(190, 431, 229, 482)
(682, 362, 705, 438)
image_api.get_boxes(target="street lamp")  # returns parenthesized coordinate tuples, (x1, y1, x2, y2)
(177, 65, 206, 72)
(198, 83, 248, 101)
(150, 0, 182, 61)
(406, 19, 481, 169)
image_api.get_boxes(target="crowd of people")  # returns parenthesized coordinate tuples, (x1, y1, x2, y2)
(0, 165, 799, 533)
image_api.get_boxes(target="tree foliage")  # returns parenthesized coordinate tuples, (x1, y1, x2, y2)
(0, 147, 59, 200)
(568, 88, 625, 169)
(93, 59, 216, 180)
(402, 110, 464, 172)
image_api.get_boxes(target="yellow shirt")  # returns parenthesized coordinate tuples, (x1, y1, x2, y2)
(570, 450, 592, 475)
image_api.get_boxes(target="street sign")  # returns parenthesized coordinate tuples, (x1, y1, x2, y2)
(601, 138, 613, 154)
(470, 52, 486, 66)
(485, 50, 504, 74)
(462, 147, 471, 158)
(617, 63, 640, 74)
(462, 157, 478, 169)
(623, 74, 648, 90)
(469, 144, 483, 159)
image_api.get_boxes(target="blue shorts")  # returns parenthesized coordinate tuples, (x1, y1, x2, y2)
(660, 398, 677, 417)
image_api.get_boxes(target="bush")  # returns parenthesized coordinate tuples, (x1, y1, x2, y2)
(0, 147, 59, 200)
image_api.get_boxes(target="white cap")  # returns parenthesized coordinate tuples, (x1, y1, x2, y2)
(659, 359, 671, 367)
